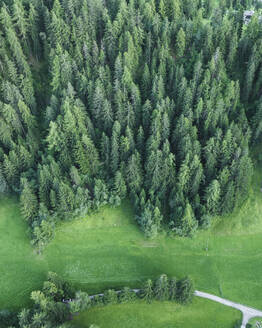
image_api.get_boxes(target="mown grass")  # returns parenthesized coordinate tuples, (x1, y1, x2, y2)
(0, 154, 262, 326)
(71, 297, 241, 328)
(0, 196, 47, 309)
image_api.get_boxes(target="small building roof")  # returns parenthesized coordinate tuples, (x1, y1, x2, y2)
(243, 10, 255, 24)
(244, 10, 255, 16)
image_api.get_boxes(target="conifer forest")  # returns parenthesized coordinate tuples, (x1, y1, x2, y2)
(0, 0, 262, 326)
(1, 0, 260, 241)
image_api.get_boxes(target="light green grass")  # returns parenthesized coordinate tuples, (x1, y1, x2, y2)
(0, 196, 47, 309)
(43, 166, 262, 310)
(71, 297, 241, 328)
(0, 156, 262, 318)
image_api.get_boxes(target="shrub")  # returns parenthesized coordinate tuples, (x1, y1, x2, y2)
(176, 277, 194, 304)
(142, 279, 154, 303)
(119, 287, 137, 303)
(154, 274, 169, 301)
(91, 295, 104, 306)
(200, 215, 212, 230)
(169, 277, 177, 301)
(103, 289, 118, 305)
(69, 291, 90, 314)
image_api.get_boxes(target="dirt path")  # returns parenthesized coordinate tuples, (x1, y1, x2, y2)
(194, 290, 262, 327)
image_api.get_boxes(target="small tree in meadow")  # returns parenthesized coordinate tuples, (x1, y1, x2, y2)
(176, 277, 194, 304)
(103, 289, 118, 305)
(119, 287, 137, 303)
(169, 277, 177, 301)
(70, 291, 90, 314)
(154, 274, 169, 301)
(142, 279, 154, 303)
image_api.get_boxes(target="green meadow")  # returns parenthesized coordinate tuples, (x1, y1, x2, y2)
(0, 158, 262, 328)
(44, 182, 262, 310)
(0, 197, 47, 309)
(71, 298, 241, 328)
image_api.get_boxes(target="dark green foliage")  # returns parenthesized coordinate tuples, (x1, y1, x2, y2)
(119, 287, 137, 304)
(173, 202, 198, 237)
(176, 28, 186, 57)
(154, 274, 169, 301)
(0, 309, 18, 327)
(142, 279, 154, 303)
(32, 217, 55, 251)
(142, 275, 194, 304)
(176, 277, 195, 304)
(13, 273, 194, 328)
(103, 289, 118, 305)
(0, 0, 259, 241)
(70, 291, 91, 314)
(169, 277, 177, 301)
(20, 178, 38, 223)
(15, 272, 74, 328)
(91, 295, 104, 307)
(200, 215, 212, 230)
(45, 271, 74, 301)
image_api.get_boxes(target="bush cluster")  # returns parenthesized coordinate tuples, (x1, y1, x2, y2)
(0, 273, 194, 328)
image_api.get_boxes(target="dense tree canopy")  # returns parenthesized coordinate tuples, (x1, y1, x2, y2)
(0, 0, 261, 241)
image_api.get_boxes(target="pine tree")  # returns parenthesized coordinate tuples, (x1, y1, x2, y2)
(141, 63, 151, 100)
(142, 279, 154, 303)
(114, 171, 127, 199)
(100, 133, 111, 173)
(169, 277, 177, 301)
(126, 152, 143, 194)
(189, 155, 203, 196)
(12, 0, 28, 40)
(58, 182, 75, 212)
(102, 99, 113, 132)
(94, 179, 108, 206)
(205, 179, 221, 215)
(169, 0, 181, 21)
(75, 135, 100, 177)
(176, 28, 186, 57)
(20, 178, 38, 223)
(154, 274, 169, 301)
(176, 277, 194, 304)
(29, 3, 40, 58)
(179, 202, 198, 237)
(110, 121, 121, 175)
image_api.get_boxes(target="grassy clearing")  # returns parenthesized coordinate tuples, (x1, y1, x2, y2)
(71, 297, 241, 328)
(0, 196, 47, 309)
(0, 155, 261, 320)
(44, 164, 262, 310)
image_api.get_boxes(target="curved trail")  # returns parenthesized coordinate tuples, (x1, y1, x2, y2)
(194, 290, 262, 327)
(88, 289, 262, 327)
